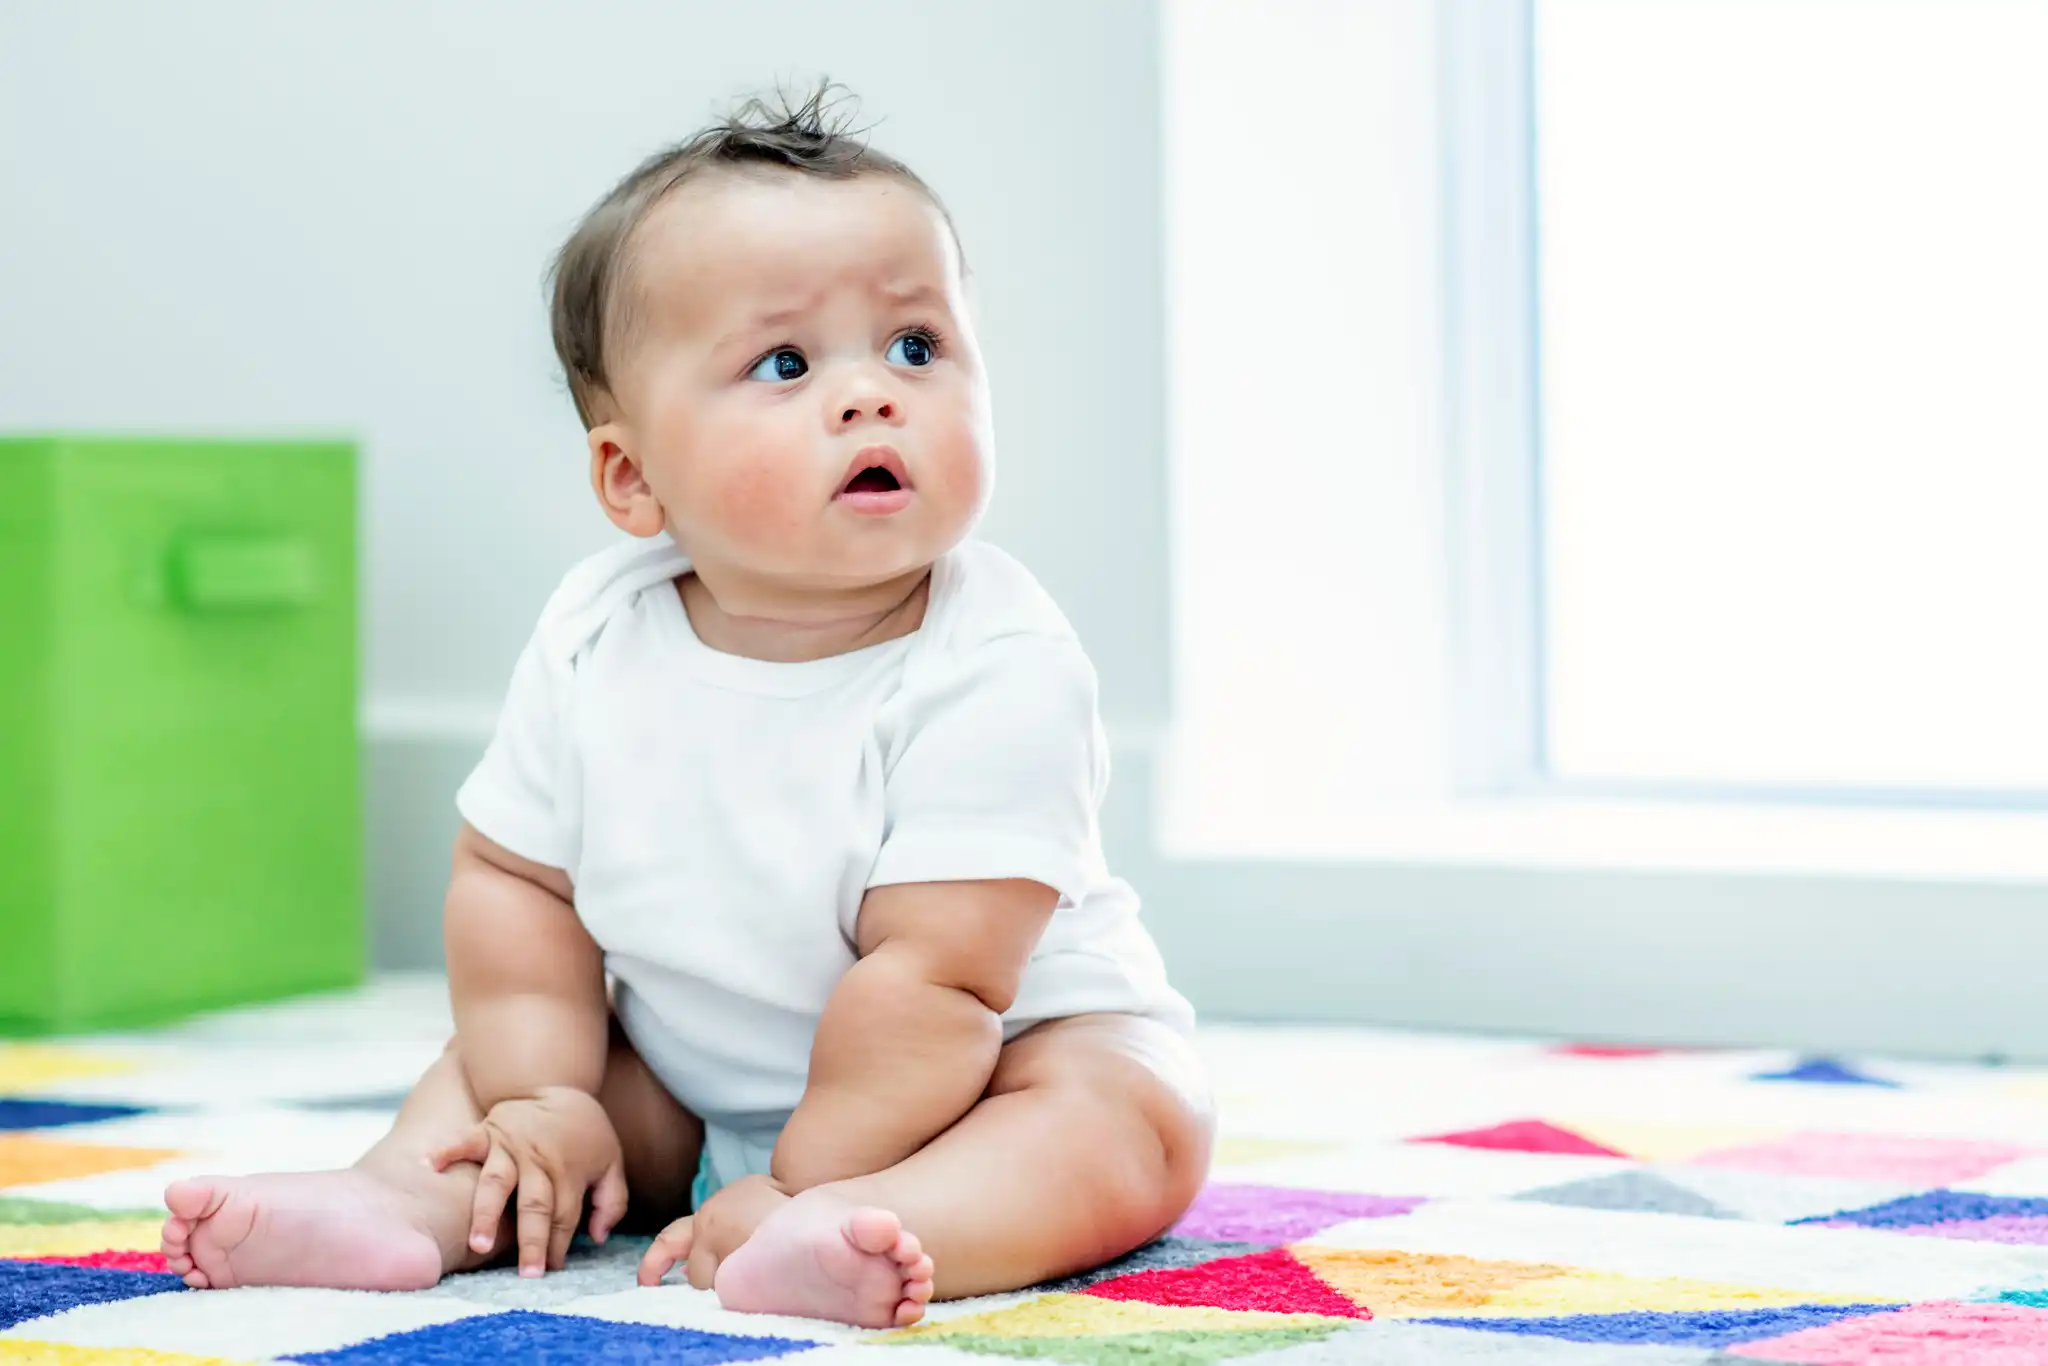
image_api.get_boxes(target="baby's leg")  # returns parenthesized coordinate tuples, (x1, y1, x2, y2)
(161, 1019, 701, 1291)
(709, 1013, 1211, 1314)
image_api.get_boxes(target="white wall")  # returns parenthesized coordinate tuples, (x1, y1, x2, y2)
(0, 0, 1169, 728)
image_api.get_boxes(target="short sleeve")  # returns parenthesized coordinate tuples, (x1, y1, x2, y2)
(455, 625, 579, 872)
(868, 633, 1106, 904)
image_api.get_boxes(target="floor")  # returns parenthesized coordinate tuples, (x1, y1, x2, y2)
(7, 979, 2048, 1363)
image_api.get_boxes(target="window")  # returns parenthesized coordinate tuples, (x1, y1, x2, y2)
(1531, 0, 2048, 798)
(1164, 0, 2048, 864)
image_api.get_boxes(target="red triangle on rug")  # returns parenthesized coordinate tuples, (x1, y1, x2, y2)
(1412, 1118, 1629, 1159)
(1083, 1246, 1369, 1319)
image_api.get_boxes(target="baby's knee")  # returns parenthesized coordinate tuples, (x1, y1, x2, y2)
(1124, 1059, 1214, 1214)
(1014, 1022, 1214, 1222)
(1084, 1071, 1210, 1239)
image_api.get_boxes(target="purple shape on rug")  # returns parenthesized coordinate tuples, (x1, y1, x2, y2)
(1908, 1214, 2048, 1244)
(1171, 1184, 1424, 1243)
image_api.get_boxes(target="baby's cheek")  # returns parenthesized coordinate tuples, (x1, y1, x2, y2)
(927, 420, 993, 520)
(703, 456, 814, 551)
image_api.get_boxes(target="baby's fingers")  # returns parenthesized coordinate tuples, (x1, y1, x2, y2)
(467, 1142, 518, 1256)
(637, 1216, 693, 1287)
(515, 1164, 556, 1278)
(546, 1178, 582, 1272)
(429, 1126, 490, 1174)
(589, 1162, 628, 1246)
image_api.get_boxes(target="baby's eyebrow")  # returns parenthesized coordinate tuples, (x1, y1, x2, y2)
(712, 302, 815, 353)
(875, 281, 946, 310)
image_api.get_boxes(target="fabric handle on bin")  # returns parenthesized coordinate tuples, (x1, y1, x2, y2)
(163, 532, 322, 611)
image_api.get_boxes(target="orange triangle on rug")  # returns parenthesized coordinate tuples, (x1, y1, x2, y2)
(1083, 1246, 1370, 1320)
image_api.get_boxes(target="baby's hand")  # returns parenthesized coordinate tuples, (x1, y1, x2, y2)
(430, 1087, 627, 1277)
(638, 1173, 787, 1290)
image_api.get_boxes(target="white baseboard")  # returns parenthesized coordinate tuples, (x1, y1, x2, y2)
(366, 724, 2048, 1059)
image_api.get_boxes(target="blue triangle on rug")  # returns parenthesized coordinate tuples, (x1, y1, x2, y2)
(1419, 1303, 1906, 1348)
(1753, 1056, 1900, 1087)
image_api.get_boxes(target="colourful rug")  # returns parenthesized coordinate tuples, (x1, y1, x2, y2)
(7, 981, 2048, 1363)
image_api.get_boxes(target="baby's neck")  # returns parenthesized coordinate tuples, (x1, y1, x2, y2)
(677, 567, 931, 664)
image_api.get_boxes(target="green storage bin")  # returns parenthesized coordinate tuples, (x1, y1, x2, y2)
(0, 436, 364, 1034)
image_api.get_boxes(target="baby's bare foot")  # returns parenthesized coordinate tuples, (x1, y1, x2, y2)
(713, 1188, 935, 1328)
(161, 1171, 444, 1291)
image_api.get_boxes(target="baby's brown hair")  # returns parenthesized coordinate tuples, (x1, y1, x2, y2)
(548, 82, 952, 428)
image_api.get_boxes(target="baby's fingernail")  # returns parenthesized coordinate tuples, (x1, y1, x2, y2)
(472, 1235, 492, 1252)
(520, 1265, 542, 1279)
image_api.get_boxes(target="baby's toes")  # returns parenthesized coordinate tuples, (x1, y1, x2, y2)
(904, 1254, 934, 1292)
(889, 1229, 923, 1269)
(844, 1208, 903, 1257)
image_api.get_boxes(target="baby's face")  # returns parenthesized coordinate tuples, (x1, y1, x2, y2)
(600, 172, 991, 594)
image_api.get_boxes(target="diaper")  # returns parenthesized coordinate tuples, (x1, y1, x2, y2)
(691, 1122, 783, 1210)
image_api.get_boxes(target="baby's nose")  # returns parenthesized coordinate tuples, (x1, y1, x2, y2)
(841, 400, 896, 423)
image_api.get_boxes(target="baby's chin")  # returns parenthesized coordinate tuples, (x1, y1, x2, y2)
(722, 529, 957, 599)
(826, 498, 980, 571)
(811, 534, 959, 591)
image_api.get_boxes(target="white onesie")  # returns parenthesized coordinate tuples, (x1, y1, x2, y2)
(455, 536, 1192, 1193)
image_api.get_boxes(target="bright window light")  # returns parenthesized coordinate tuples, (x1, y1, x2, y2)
(1535, 0, 2048, 795)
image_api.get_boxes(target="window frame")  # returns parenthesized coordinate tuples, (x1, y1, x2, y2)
(1441, 0, 2048, 813)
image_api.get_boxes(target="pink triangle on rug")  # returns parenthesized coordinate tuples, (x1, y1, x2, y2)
(1084, 1246, 1370, 1319)
(1413, 1118, 1630, 1159)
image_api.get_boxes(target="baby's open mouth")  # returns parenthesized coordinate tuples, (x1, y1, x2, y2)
(836, 448, 912, 506)
(843, 466, 902, 494)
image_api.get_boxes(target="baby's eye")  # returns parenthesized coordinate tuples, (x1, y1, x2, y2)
(747, 349, 808, 382)
(885, 332, 935, 368)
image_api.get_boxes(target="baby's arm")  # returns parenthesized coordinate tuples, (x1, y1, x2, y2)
(770, 878, 1056, 1191)
(444, 821, 608, 1104)
(439, 822, 629, 1271)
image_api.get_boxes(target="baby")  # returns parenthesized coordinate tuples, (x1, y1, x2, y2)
(158, 86, 1211, 1330)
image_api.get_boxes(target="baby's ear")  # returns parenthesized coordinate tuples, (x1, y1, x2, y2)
(588, 425, 667, 538)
